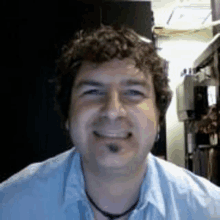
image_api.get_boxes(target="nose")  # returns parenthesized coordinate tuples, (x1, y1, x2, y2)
(100, 89, 127, 121)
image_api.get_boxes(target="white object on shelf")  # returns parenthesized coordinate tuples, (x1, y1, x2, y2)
(209, 133, 218, 146)
(187, 133, 195, 153)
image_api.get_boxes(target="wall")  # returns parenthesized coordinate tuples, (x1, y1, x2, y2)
(157, 30, 213, 167)
(152, 0, 213, 167)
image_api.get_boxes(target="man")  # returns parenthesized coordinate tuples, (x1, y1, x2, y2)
(0, 24, 220, 220)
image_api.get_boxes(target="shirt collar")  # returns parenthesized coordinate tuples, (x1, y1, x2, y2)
(138, 152, 166, 218)
(64, 148, 87, 203)
(63, 149, 165, 218)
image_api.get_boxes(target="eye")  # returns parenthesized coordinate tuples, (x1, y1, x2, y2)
(83, 89, 144, 97)
(125, 90, 144, 96)
(83, 89, 105, 95)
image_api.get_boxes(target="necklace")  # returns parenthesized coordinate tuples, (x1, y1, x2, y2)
(85, 190, 139, 220)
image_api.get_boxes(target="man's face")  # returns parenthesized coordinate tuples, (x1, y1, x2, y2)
(66, 58, 159, 172)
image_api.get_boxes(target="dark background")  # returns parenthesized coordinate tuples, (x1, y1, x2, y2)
(1, 0, 166, 183)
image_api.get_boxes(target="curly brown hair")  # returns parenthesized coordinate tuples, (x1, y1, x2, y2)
(53, 24, 173, 135)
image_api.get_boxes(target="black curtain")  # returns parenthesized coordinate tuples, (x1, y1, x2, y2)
(1, 0, 159, 183)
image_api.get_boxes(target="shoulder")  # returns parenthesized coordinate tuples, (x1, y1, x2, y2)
(149, 154, 220, 218)
(0, 148, 77, 210)
(152, 154, 220, 193)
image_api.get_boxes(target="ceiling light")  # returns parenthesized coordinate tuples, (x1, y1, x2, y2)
(167, 5, 211, 28)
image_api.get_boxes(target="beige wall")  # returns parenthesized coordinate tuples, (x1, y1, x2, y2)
(151, 0, 213, 167)
(157, 31, 213, 167)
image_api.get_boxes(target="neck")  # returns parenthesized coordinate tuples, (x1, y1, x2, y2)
(81, 158, 148, 215)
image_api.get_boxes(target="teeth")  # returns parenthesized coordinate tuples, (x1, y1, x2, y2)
(104, 133, 126, 138)
(94, 131, 130, 139)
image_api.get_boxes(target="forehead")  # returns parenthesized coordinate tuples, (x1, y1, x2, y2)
(74, 58, 152, 87)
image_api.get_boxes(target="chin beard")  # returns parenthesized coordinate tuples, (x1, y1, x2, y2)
(107, 144, 119, 153)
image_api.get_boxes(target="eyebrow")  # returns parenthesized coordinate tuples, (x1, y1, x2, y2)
(75, 79, 151, 90)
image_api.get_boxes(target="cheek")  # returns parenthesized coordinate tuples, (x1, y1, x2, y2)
(139, 102, 158, 126)
(69, 100, 86, 120)
(69, 101, 97, 131)
(131, 105, 158, 140)
(137, 118, 156, 142)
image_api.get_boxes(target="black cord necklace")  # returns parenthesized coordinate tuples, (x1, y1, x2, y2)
(85, 190, 139, 220)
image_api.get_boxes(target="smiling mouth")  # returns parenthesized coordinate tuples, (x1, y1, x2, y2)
(93, 131, 132, 139)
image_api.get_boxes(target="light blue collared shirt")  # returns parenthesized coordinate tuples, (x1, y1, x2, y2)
(1, 147, 220, 219)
